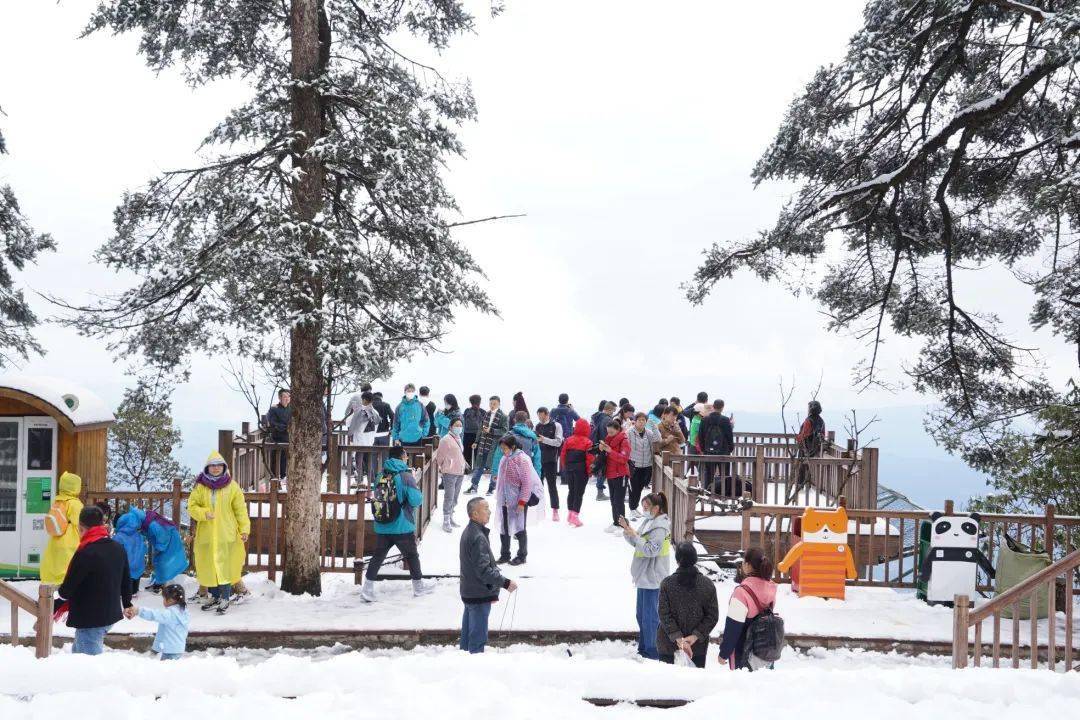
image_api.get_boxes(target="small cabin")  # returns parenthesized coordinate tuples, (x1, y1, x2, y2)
(0, 374, 114, 578)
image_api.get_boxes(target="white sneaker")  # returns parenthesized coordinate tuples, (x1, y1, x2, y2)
(442, 519, 452, 533)
(604, 524, 621, 534)
(360, 582, 377, 603)
(413, 579, 436, 597)
(630, 509, 643, 520)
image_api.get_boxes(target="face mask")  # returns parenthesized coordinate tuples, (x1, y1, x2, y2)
(452, 427, 463, 437)
(405, 392, 415, 400)
(444, 404, 452, 411)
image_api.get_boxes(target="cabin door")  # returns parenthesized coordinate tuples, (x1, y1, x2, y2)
(0, 418, 23, 576)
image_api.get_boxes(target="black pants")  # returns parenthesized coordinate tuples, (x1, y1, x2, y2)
(499, 507, 527, 561)
(608, 476, 627, 526)
(659, 651, 707, 668)
(541, 460, 559, 509)
(463, 432, 477, 467)
(365, 532, 422, 581)
(565, 465, 587, 513)
(628, 465, 652, 511)
(702, 460, 731, 495)
(270, 435, 288, 478)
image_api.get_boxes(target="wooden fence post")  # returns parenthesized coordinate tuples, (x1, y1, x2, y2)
(740, 495, 751, 552)
(753, 445, 765, 503)
(36, 584, 54, 659)
(952, 594, 970, 668)
(171, 478, 183, 527)
(241, 421, 251, 437)
(860, 446, 879, 509)
(218, 430, 234, 468)
(944, 499, 955, 516)
(268, 480, 280, 584)
(327, 433, 341, 493)
(10, 597, 17, 647)
(1045, 504, 1056, 557)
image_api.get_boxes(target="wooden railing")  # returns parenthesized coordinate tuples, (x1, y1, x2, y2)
(87, 442, 441, 584)
(953, 547, 1080, 671)
(739, 500, 1080, 592)
(1, 580, 54, 658)
(650, 452, 695, 542)
(666, 446, 879, 510)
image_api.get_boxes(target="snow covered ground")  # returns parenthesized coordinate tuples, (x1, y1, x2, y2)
(2, 642, 1079, 720)
(3, 487, 1077, 646)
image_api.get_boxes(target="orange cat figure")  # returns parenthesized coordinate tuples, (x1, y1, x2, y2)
(777, 506, 857, 599)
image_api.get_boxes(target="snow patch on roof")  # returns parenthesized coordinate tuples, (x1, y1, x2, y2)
(0, 374, 114, 428)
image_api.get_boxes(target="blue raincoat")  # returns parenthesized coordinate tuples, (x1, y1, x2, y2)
(144, 513, 189, 584)
(374, 457, 424, 535)
(434, 408, 462, 438)
(392, 396, 431, 444)
(114, 508, 147, 581)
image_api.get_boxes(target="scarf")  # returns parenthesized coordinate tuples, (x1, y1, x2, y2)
(196, 470, 232, 490)
(141, 509, 176, 532)
(54, 526, 111, 620)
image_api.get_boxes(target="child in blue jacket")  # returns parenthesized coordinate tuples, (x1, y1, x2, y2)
(127, 584, 190, 659)
(114, 507, 148, 597)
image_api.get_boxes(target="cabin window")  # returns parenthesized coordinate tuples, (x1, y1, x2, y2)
(26, 427, 53, 471)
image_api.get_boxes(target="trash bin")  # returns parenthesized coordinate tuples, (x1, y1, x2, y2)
(998, 534, 1051, 620)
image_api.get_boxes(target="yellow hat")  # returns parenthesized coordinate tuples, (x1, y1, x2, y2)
(204, 450, 228, 472)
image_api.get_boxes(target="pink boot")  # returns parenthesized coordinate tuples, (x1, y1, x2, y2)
(568, 512, 583, 528)
(552, 509, 560, 522)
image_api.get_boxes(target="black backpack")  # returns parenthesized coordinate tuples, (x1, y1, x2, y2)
(739, 584, 785, 669)
(371, 469, 403, 524)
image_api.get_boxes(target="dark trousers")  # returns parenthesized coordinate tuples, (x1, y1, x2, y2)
(541, 460, 559, 509)
(608, 476, 627, 526)
(499, 507, 527, 561)
(565, 466, 587, 513)
(463, 433, 478, 467)
(628, 465, 652, 510)
(365, 532, 422, 581)
(659, 651, 707, 668)
(270, 436, 288, 478)
(702, 459, 731, 495)
(460, 602, 492, 653)
(129, 576, 140, 596)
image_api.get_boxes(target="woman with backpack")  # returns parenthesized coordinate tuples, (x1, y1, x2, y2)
(657, 542, 719, 668)
(40, 471, 85, 585)
(619, 491, 671, 660)
(717, 546, 779, 670)
(494, 434, 539, 566)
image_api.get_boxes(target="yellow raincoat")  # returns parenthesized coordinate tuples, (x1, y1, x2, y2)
(40, 472, 84, 584)
(188, 452, 250, 587)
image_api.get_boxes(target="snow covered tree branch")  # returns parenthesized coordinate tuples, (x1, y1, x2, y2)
(687, 0, 1080, 471)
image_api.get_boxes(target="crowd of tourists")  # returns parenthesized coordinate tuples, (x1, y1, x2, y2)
(41, 384, 818, 668)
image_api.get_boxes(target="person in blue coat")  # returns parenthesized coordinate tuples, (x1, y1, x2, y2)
(142, 510, 189, 590)
(127, 584, 190, 660)
(434, 393, 462, 437)
(392, 383, 431, 447)
(360, 446, 436, 601)
(113, 507, 147, 597)
(492, 411, 542, 479)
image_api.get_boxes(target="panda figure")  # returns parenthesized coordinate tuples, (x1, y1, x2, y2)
(920, 512, 995, 606)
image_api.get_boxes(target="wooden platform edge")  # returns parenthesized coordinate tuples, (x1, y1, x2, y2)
(0, 629, 1024, 657)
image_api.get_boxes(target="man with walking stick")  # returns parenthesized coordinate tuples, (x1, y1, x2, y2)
(459, 497, 518, 653)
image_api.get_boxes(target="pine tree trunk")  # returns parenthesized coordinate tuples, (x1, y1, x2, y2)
(280, 0, 326, 596)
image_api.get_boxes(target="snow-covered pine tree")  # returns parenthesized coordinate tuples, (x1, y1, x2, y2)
(108, 374, 189, 492)
(688, 1, 1080, 473)
(70, 1, 499, 595)
(0, 112, 55, 366)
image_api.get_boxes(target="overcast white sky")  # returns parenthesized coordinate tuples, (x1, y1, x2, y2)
(0, 0, 1074, 477)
